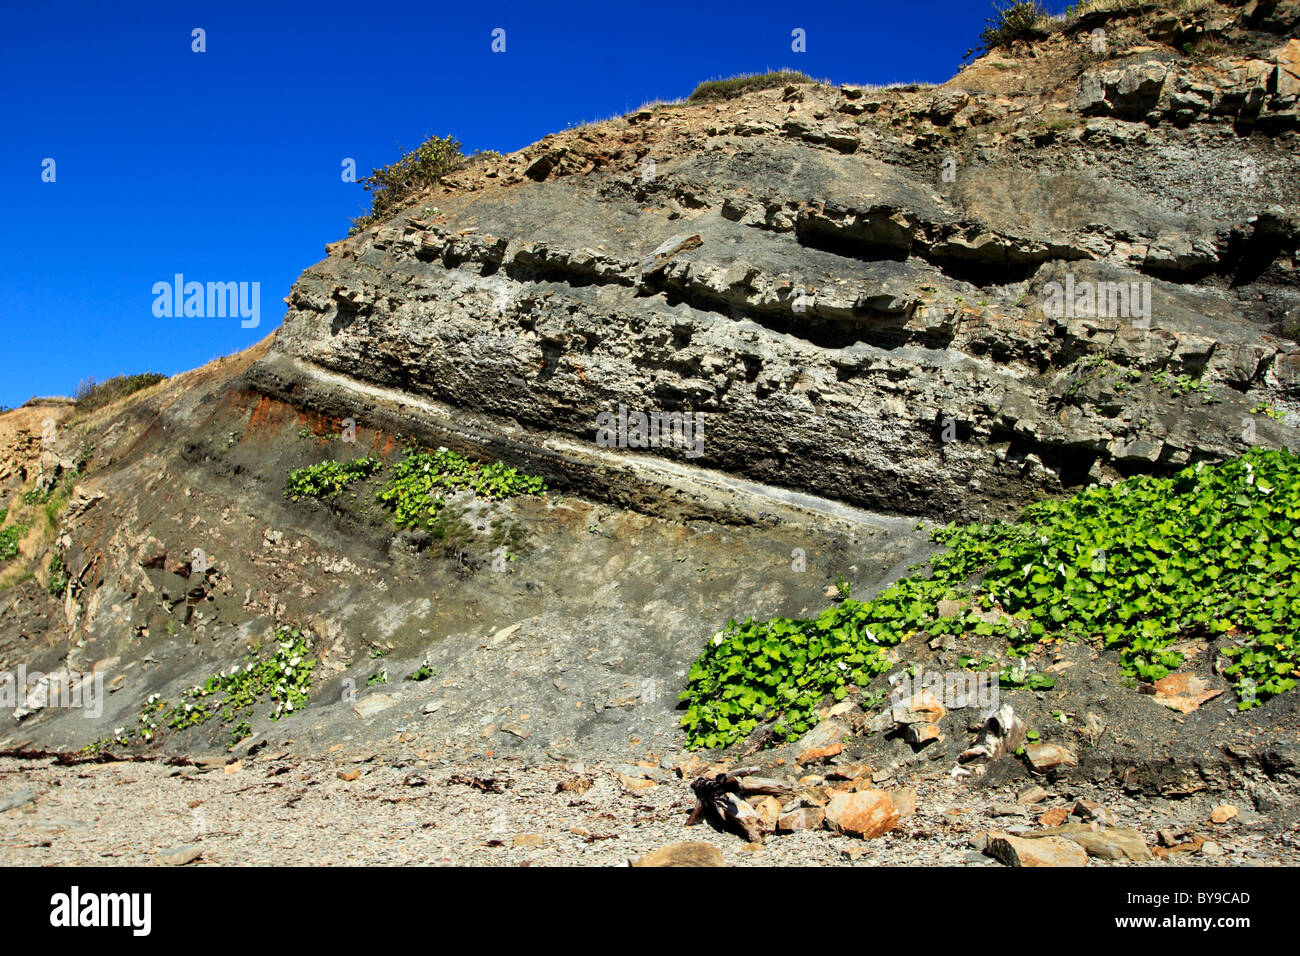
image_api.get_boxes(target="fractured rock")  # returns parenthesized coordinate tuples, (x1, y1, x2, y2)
(825, 789, 900, 839)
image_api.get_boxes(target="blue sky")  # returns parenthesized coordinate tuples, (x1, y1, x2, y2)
(0, 0, 1063, 407)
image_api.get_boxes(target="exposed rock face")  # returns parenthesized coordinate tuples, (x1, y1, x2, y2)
(263, 2, 1299, 521)
(4, 1, 1300, 794)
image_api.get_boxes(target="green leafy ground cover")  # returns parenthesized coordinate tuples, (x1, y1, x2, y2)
(286, 448, 547, 532)
(681, 449, 1300, 750)
(0, 522, 26, 562)
(374, 447, 546, 529)
(136, 626, 315, 745)
(285, 457, 382, 500)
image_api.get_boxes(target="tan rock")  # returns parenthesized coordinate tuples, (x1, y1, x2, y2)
(353, 693, 395, 719)
(512, 833, 544, 848)
(1152, 672, 1224, 714)
(799, 788, 829, 808)
(1276, 38, 1300, 98)
(794, 718, 850, 752)
(556, 775, 593, 795)
(891, 786, 917, 818)
(1039, 806, 1069, 827)
(825, 789, 899, 839)
(1024, 743, 1078, 772)
(750, 795, 783, 830)
(616, 773, 657, 792)
(988, 833, 1088, 867)
(777, 807, 826, 832)
(892, 690, 946, 725)
(903, 722, 944, 745)
(157, 845, 203, 866)
(1072, 798, 1117, 827)
(797, 741, 844, 765)
(826, 762, 873, 781)
(1153, 835, 1205, 859)
(1210, 804, 1239, 824)
(631, 842, 725, 867)
(1031, 824, 1152, 862)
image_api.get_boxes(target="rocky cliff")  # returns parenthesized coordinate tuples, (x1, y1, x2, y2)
(3, 1, 1300, 866)
(259, 0, 1300, 520)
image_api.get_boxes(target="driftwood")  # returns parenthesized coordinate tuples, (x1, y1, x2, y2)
(686, 767, 769, 843)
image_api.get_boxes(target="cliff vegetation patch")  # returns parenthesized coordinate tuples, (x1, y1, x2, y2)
(688, 70, 816, 103)
(135, 626, 316, 746)
(681, 449, 1300, 750)
(285, 456, 382, 501)
(375, 447, 547, 530)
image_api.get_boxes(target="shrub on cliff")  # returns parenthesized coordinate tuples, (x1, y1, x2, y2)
(969, 1, 1052, 58)
(349, 134, 465, 234)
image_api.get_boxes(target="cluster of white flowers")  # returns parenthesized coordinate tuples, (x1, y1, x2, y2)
(138, 693, 164, 741)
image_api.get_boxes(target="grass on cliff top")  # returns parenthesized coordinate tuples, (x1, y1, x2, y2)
(970, 1, 1053, 57)
(681, 448, 1300, 751)
(687, 70, 819, 103)
(74, 373, 167, 414)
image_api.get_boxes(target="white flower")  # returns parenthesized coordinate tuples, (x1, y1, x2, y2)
(711, 632, 725, 647)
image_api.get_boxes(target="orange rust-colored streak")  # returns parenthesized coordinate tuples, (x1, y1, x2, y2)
(246, 395, 277, 431)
